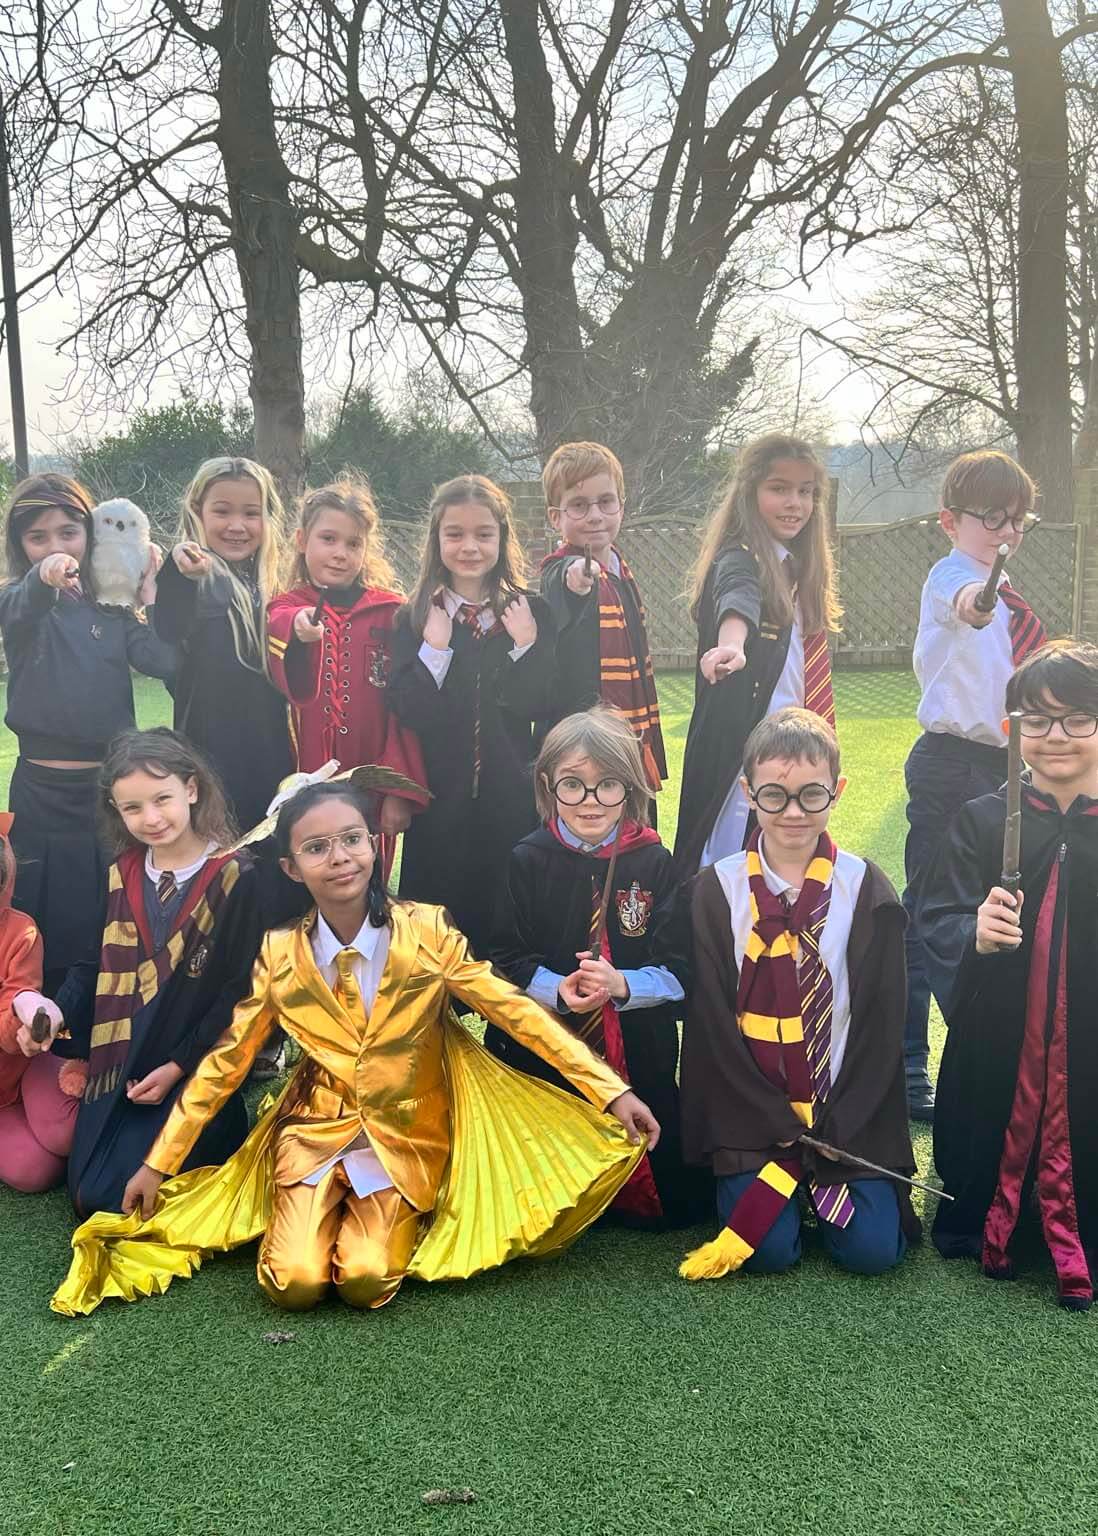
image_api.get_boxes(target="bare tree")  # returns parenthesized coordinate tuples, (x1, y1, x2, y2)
(5, 0, 1026, 511)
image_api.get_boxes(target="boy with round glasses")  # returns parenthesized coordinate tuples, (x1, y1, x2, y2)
(922, 639, 1098, 1308)
(677, 706, 918, 1280)
(901, 449, 1046, 1122)
(489, 706, 706, 1227)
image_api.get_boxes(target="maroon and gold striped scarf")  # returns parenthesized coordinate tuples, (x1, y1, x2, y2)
(681, 830, 842, 1280)
(543, 544, 666, 789)
(84, 849, 244, 1103)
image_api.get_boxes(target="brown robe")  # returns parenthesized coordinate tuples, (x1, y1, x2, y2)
(677, 857, 920, 1232)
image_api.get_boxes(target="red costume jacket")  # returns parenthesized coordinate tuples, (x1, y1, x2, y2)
(0, 816, 47, 1110)
(267, 584, 428, 802)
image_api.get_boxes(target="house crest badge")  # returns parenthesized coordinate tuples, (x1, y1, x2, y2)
(616, 881, 652, 937)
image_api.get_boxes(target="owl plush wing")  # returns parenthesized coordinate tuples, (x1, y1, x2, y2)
(230, 760, 430, 851)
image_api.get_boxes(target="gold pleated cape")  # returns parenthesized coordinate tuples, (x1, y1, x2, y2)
(51, 1020, 644, 1317)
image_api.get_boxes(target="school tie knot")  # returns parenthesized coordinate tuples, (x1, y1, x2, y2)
(156, 870, 178, 907)
(334, 947, 363, 1015)
(457, 601, 492, 636)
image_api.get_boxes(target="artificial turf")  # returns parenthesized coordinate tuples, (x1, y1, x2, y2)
(4, 671, 1097, 1536)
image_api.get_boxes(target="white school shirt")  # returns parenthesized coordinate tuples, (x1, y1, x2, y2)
(301, 913, 395, 1198)
(418, 586, 533, 687)
(699, 543, 805, 870)
(713, 837, 866, 1082)
(144, 843, 217, 888)
(914, 549, 1014, 748)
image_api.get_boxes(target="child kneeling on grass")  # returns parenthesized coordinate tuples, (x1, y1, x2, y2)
(52, 779, 657, 1317)
(678, 707, 920, 1280)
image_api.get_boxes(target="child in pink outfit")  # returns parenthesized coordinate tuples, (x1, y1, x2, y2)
(0, 813, 83, 1192)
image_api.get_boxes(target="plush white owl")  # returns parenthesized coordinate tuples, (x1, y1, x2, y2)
(89, 498, 153, 608)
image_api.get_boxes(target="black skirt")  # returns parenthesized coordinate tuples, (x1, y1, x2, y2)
(9, 758, 107, 982)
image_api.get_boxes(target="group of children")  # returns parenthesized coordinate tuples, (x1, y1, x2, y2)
(0, 432, 1095, 1317)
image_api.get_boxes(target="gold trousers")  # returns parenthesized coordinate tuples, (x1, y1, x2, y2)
(257, 1162, 420, 1311)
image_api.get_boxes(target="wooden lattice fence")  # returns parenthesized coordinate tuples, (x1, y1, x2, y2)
(378, 506, 1084, 670)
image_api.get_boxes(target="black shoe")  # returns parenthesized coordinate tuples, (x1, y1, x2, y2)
(908, 1087, 935, 1123)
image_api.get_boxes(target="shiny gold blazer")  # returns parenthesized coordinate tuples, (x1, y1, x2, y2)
(146, 902, 627, 1211)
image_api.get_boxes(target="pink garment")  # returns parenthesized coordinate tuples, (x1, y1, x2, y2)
(0, 1051, 78, 1193)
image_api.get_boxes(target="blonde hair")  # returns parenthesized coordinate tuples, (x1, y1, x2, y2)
(291, 478, 395, 591)
(405, 475, 527, 636)
(542, 442, 625, 512)
(942, 450, 1037, 516)
(181, 457, 285, 673)
(534, 707, 651, 826)
(688, 433, 841, 636)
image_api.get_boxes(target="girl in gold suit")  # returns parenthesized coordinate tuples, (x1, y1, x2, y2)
(52, 780, 658, 1316)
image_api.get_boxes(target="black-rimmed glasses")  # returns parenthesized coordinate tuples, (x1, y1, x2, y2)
(748, 782, 837, 814)
(946, 505, 1040, 534)
(1019, 713, 1098, 739)
(551, 775, 628, 807)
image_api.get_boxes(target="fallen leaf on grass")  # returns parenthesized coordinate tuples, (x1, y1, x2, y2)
(421, 1489, 477, 1506)
(62, 1462, 76, 1472)
(262, 1330, 296, 1345)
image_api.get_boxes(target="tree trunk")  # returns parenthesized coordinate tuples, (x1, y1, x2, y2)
(497, 0, 597, 461)
(216, 0, 306, 510)
(1000, 0, 1074, 516)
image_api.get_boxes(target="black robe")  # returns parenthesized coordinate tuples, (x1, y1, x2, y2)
(537, 551, 654, 735)
(673, 544, 791, 876)
(56, 852, 266, 1216)
(677, 857, 919, 1235)
(390, 597, 556, 957)
(488, 825, 709, 1226)
(922, 786, 1098, 1276)
(154, 556, 292, 829)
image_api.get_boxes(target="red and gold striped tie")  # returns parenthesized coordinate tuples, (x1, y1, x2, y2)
(802, 631, 836, 726)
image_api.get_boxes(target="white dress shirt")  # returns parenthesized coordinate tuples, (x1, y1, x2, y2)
(914, 549, 1014, 747)
(713, 836, 866, 1082)
(144, 843, 217, 889)
(700, 543, 805, 869)
(418, 586, 533, 687)
(301, 913, 395, 1197)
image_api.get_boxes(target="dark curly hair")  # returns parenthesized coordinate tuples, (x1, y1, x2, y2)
(275, 782, 391, 929)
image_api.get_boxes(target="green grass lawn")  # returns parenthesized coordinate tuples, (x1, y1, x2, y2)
(5, 673, 1098, 1536)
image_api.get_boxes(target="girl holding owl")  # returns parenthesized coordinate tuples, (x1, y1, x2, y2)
(0, 475, 176, 988)
(488, 706, 706, 1229)
(154, 457, 294, 831)
(266, 479, 428, 880)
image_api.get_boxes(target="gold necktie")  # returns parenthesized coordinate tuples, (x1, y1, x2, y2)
(334, 947, 364, 1018)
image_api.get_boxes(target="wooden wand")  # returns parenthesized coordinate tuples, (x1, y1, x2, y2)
(29, 1008, 52, 1045)
(582, 543, 593, 580)
(590, 815, 626, 960)
(799, 1134, 954, 1201)
(310, 586, 328, 626)
(1001, 710, 1023, 898)
(974, 543, 1010, 614)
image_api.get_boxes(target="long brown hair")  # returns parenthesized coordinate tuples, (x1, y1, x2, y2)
(4, 473, 98, 599)
(98, 727, 237, 856)
(688, 433, 841, 635)
(290, 477, 395, 591)
(405, 475, 527, 637)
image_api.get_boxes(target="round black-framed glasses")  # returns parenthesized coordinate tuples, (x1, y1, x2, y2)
(551, 775, 628, 807)
(748, 782, 837, 815)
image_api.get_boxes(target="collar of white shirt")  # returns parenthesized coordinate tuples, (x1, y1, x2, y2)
(144, 842, 218, 888)
(947, 546, 1006, 588)
(555, 815, 617, 854)
(769, 538, 792, 564)
(442, 587, 495, 629)
(755, 834, 813, 901)
(313, 911, 387, 969)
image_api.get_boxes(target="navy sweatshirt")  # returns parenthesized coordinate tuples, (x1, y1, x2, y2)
(0, 566, 176, 759)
